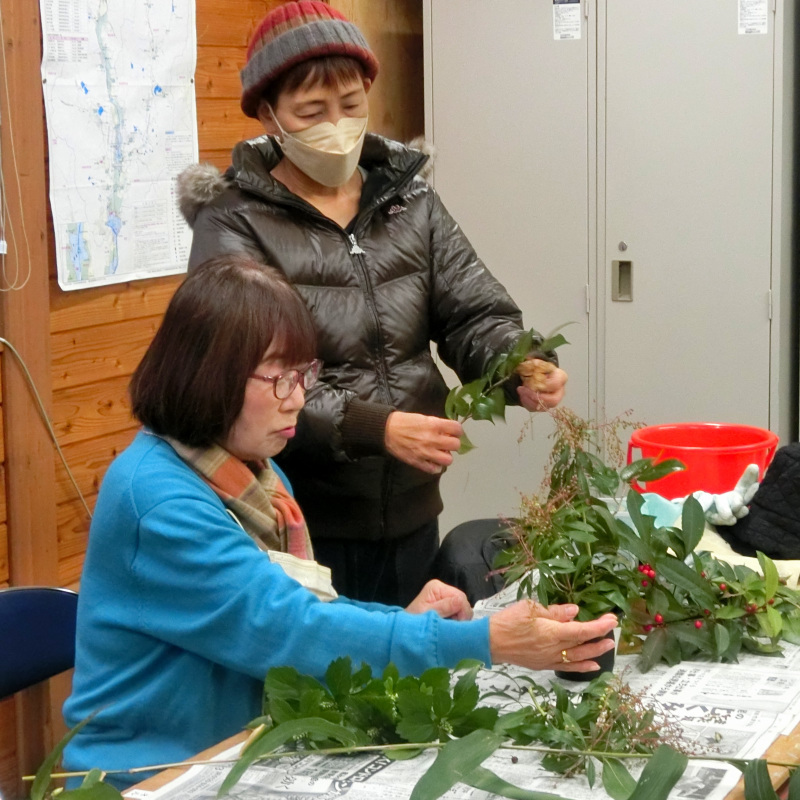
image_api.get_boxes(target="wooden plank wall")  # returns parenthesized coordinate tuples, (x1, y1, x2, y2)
(0, 1, 422, 798)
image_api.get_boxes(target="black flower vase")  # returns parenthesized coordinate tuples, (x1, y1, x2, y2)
(554, 629, 616, 682)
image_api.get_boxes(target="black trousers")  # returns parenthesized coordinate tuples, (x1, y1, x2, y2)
(312, 520, 440, 607)
(431, 518, 514, 605)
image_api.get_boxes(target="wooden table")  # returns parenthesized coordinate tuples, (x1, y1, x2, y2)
(126, 722, 800, 799)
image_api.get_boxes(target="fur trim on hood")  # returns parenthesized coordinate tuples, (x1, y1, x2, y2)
(177, 136, 436, 228)
(407, 136, 435, 182)
(177, 163, 229, 228)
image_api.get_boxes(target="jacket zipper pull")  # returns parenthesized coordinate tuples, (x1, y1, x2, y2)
(349, 234, 365, 255)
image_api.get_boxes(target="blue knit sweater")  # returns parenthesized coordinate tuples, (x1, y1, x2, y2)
(62, 432, 491, 787)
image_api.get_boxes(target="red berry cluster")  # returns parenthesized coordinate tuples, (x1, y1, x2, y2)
(638, 562, 656, 588)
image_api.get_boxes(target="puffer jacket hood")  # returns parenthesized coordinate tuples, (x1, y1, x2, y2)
(178, 132, 530, 543)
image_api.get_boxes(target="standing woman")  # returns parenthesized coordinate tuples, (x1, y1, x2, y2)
(180, 1, 568, 605)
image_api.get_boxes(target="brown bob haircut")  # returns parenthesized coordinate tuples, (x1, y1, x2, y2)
(260, 56, 366, 112)
(130, 254, 317, 447)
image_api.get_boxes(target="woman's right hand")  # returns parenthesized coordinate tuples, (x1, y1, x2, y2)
(489, 601, 617, 674)
(384, 411, 462, 474)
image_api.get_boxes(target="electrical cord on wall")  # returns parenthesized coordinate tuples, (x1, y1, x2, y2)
(0, 336, 93, 520)
(0, 5, 33, 292)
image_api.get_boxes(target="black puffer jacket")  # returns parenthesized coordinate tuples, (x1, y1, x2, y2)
(725, 443, 800, 559)
(179, 134, 535, 541)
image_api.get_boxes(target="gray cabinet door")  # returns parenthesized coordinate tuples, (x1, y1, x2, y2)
(600, 0, 774, 429)
(426, 0, 592, 530)
(426, 0, 786, 533)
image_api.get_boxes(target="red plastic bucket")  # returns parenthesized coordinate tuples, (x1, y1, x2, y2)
(626, 423, 779, 499)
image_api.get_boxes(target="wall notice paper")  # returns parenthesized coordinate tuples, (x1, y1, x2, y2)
(739, 0, 768, 35)
(40, 1, 198, 290)
(553, 0, 581, 41)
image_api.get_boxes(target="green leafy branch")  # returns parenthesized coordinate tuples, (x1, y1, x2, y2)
(444, 327, 569, 453)
(495, 408, 800, 669)
(28, 659, 800, 800)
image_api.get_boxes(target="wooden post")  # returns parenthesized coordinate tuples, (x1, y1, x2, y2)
(0, 0, 61, 791)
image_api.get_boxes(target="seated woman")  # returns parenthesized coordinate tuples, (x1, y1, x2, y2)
(62, 254, 616, 788)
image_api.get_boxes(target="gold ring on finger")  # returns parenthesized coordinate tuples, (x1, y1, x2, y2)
(561, 649, 570, 664)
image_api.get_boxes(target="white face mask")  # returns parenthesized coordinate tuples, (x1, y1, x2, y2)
(269, 108, 368, 188)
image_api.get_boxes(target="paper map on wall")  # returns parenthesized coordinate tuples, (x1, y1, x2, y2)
(40, 0, 198, 290)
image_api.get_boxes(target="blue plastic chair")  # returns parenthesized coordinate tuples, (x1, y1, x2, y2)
(0, 586, 78, 699)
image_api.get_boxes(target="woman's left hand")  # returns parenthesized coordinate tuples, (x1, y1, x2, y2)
(517, 366, 568, 411)
(406, 579, 473, 620)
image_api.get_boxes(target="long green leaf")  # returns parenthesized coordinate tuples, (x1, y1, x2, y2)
(31, 712, 99, 800)
(743, 759, 780, 800)
(466, 765, 577, 800)
(409, 730, 503, 800)
(218, 718, 360, 797)
(787, 766, 800, 800)
(625, 745, 688, 800)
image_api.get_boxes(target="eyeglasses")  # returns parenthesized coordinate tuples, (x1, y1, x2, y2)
(250, 359, 322, 399)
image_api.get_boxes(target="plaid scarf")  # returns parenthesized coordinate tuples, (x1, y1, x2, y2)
(164, 437, 314, 560)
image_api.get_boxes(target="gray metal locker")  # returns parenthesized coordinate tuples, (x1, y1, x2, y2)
(424, 0, 795, 533)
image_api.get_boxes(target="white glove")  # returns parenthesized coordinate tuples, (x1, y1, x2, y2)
(691, 464, 760, 526)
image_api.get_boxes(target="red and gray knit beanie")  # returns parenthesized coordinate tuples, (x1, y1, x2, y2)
(240, 1, 379, 119)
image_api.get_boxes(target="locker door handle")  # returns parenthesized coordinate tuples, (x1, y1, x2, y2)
(612, 260, 633, 301)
